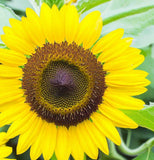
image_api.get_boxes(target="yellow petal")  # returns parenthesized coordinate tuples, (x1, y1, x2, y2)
(40, 3, 54, 43)
(9, 18, 34, 43)
(92, 28, 124, 54)
(47, 4, 65, 43)
(0, 102, 26, 127)
(55, 126, 71, 160)
(0, 89, 23, 107)
(17, 117, 43, 155)
(0, 100, 25, 116)
(30, 121, 48, 160)
(69, 126, 84, 160)
(42, 123, 57, 160)
(0, 87, 23, 98)
(0, 146, 12, 158)
(1, 27, 35, 55)
(24, 8, 46, 47)
(0, 79, 21, 94)
(105, 86, 148, 96)
(91, 112, 121, 145)
(0, 132, 8, 146)
(0, 65, 22, 78)
(84, 120, 109, 155)
(103, 89, 145, 110)
(61, 4, 79, 43)
(74, 11, 102, 49)
(106, 70, 150, 87)
(98, 37, 133, 63)
(7, 107, 33, 139)
(0, 85, 21, 94)
(40, 3, 65, 43)
(76, 122, 98, 159)
(0, 49, 27, 67)
(103, 49, 144, 72)
(99, 103, 138, 128)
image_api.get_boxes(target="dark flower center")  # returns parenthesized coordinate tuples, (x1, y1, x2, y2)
(50, 68, 75, 96)
(22, 42, 106, 127)
(40, 60, 88, 108)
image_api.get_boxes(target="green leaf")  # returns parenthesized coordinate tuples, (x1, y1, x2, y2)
(5, 0, 33, 12)
(0, 125, 9, 132)
(42, 0, 64, 9)
(0, 4, 19, 43)
(101, 0, 154, 48)
(35, 0, 40, 5)
(133, 149, 154, 160)
(84, 154, 87, 160)
(137, 45, 154, 103)
(0, 43, 6, 48)
(0, 0, 5, 4)
(76, 0, 110, 13)
(79, 1, 110, 21)
(50, 153, 57, 160)
(123, 103, 154, 131)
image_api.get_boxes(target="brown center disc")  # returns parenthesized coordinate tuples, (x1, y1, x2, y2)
(22, 41, 106, 127)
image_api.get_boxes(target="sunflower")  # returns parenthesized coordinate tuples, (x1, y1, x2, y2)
(0, 132, 15, 159)
(0, 2, 150, 160)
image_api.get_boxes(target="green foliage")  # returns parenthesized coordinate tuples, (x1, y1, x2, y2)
(100, 0, 154, 48)
(0, 0, 32, 17)
(35, 0, 40, 5)
(133, 149, 154, 160)
(0, 43, 6, 48)
(76, 0, 110, 13)
(0, 0, 5, 4)
(3, 0, 32, 11)
(123, 103, 154, 131)
(42, 0, 64, 9)
(50, 153, 57, 160)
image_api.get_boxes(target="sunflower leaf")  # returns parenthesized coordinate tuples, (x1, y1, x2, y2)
(0, 4, 19, 44)
(0, 0, 32, 17)
(133, 149, 154, 160)
(0, 0, 5, 4)
(122, 103, 154, 131)
(4, 0, 32, 12)
(42, 0, 64, 9)
(101, 0, 154, 48)
(76, 0, 110, 13)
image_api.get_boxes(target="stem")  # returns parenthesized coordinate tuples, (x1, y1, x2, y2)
(118, 137, 154, 156)
(146, 147, 151, 160)
(126, 129, 132, 147)
(109, 140, 126, 160)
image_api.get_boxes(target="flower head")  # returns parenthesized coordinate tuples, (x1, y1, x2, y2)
(0, 3, 150, 160)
